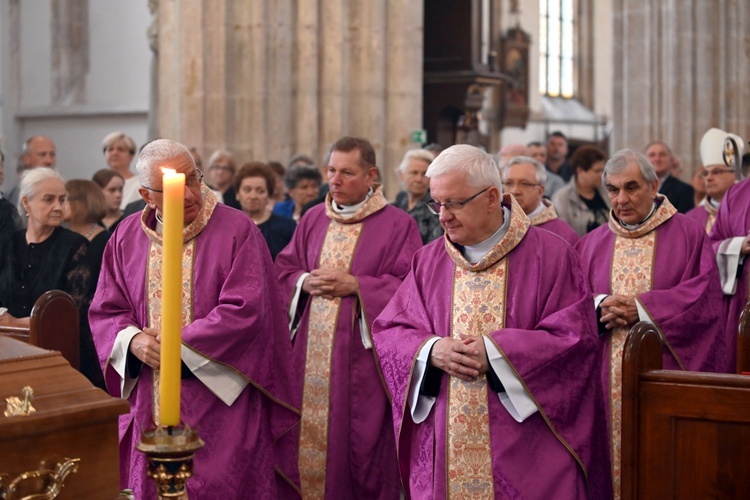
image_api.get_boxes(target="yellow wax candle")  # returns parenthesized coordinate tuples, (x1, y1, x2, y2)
(159, 168, 185, 427)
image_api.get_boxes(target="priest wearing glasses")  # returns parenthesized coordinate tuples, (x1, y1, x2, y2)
(373, 144, 612, 499)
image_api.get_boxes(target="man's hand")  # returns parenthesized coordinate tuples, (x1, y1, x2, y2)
(599, 294, 638, 330)
(302, 269, 358, 298)
(459, 334, 490, 376)
(430, 337, 482, 381)
(129, 327, 161, 370)
(0, 311, 29, 328)
(741, 234, 750, 256)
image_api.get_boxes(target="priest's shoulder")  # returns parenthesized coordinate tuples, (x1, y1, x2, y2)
(523, 224, 577, 254)
(208, 202, 258, 233)
(723, 177, 750, 205)
(667, 212, 712, 241)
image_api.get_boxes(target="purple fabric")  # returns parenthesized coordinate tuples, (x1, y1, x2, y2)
(537, 218, 580, 246)
(577, 213, 730, 373)
(90, 205, 301, 499)
(685, 204, 710, 231)
(275, 203, 423, 498)
(372, 227, 612, 500)
(710, 178, 750, 369)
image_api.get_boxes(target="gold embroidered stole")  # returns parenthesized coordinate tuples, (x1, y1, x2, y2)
(699, 199, 718, 234)
(443, 194, 529, 499)
(606, 196, 676, 499)
(528, 199, 559, 227)
(298, 186, 387, 499)
(141, 185, 217, 426)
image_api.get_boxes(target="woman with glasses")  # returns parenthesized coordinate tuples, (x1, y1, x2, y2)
(552, 145, 610, 237)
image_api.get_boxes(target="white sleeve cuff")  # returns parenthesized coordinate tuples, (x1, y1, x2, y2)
(717, 237, 745, 295)
(289, 272, 311, 338)
(181, 346, 249, 406)
(594, 294, 608, 309)
(408, 337, 441, 423)
(483, 337, 539, 423)
(111, 326, 142, 400)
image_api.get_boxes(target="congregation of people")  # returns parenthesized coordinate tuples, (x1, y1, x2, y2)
(0, 125, 749, 499)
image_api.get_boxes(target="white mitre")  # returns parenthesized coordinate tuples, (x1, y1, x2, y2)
(700, 127, 744, 167)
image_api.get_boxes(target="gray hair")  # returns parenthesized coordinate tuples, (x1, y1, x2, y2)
(136, 139, 195, 188)
(102, 131, 137, 155)
(426, 144, 502, 191)
(207, 149, 236, 172)
(503, 155, 548, 184)
(18, 167, 65, 221)
(603, 148, 658, 185)
(398, 149, 436, 173)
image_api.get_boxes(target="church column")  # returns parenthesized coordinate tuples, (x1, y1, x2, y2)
(153, 0, 423, 195)
(384, 0, 425, 198)
(612, 0, 750, 174)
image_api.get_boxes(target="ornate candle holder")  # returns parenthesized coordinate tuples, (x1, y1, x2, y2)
(136, 424, 204, 499)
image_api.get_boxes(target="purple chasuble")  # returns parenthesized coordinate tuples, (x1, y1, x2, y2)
(710, 178, 750, 370)
(90, 200, 301, 499)
(372, 197, 612, 500)
(686, 204, 710, 232)
(275, 194, 423, 498)
(536, 218, 580, 246)
(576, 206, 730, 374)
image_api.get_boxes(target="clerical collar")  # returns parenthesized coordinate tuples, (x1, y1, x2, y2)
(527, 201, 545, 218)
(708, 197, 721, 209)
(462, 206, 511, 264)
(619, 202, 658, 230)
(331, 187, 374, 219)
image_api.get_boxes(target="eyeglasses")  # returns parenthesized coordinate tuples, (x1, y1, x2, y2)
(427, 187, 491, 215)
(700, 168, 735, 178)
(141, 169, 204, 193)
(501, 181, 541, 189)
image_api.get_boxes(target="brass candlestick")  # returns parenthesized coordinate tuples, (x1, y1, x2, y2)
(136, 424, 204, 499)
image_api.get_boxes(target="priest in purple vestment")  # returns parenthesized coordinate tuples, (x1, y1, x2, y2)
(275, 136, 423, 499)
(373, 144, 612, 500)
(710, 176, 750, 372)
(686, 128, 742, 234)
(502, 155, 579, 245)
(576, 148, 729, 499)
(89, 139, 300, 499)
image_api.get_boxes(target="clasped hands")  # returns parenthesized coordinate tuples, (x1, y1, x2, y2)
(430, 335, 489, 381)
(302, 268, 358, 299)
(599, 294, 639, 330)
(129, 327, 162, 370)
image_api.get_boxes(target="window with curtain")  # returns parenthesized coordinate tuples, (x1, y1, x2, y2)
(539, 0, 575, 98)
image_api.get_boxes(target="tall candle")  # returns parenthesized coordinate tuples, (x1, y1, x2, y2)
(159, 168, 185, 427)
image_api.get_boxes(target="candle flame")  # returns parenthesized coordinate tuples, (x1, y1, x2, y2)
(161, 167, 176, 175)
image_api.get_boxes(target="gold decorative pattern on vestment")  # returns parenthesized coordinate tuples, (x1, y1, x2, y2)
(441, 194, 530, 499)
(700, 200, 718, 234)
(146, 239, 196, 427)
(298, 222, 363, 499)
(324, 184, 388, 224)
(528, 199, 559, 227)
(444, 194, 530, 272)
(447, 260, 507, 499)
(141, 187, 213, 428)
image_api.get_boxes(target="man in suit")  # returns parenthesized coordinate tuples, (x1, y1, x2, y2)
(645, 141, 694, 213)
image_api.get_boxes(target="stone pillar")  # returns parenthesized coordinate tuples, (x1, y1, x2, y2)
(153, 0, 423, 197)
(612, 0, 750, 176)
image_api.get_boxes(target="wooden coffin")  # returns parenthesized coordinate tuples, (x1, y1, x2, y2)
(0, 336, 129, 499)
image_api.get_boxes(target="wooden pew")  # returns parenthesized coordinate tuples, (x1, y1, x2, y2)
(0, 290, 80, 370)
(621, 322, 750, 499)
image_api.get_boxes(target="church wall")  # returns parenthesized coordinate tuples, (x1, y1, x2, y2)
(0, 0, 151, 190)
